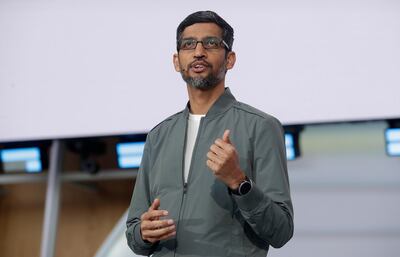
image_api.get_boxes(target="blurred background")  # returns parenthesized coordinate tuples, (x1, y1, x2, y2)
(1, 0, 399, 257)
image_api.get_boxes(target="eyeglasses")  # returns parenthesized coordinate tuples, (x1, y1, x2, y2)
(178, 37, 229, 51)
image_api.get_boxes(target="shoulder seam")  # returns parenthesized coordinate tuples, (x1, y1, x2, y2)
(149, 110, 184, 133)
(232, 102, 275, 121)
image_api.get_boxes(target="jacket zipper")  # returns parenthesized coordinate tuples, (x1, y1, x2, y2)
(174, 117, 205, 257)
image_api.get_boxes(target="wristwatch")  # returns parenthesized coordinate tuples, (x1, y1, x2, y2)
(230, 176, 252, 196)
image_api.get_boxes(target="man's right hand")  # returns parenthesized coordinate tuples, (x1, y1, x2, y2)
(140, 198, 176, 243)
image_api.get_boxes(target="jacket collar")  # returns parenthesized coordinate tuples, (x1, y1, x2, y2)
(183, 87, 237, 119)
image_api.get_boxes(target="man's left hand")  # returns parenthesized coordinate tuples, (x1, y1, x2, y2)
(206, 129, 246, 189)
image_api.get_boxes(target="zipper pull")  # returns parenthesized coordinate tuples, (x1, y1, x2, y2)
(183, 183, 188, 194)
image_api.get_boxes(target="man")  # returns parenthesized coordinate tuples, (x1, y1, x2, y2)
(126, 11, 293, 257)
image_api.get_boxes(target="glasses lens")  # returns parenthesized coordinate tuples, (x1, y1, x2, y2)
(203, 37, 221, 49)
(180, 39, 196, 50)
(178, 37, 225, 50)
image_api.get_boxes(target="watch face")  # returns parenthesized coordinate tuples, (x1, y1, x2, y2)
(239, 181, 252, 195)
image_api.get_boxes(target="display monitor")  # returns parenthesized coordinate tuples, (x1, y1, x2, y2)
(0, 147, 43, 173)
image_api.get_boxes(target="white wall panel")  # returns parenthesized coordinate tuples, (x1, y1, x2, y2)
(1, 0, 399, 142)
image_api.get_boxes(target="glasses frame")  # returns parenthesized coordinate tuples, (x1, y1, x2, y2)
(178, 37, 230, 51)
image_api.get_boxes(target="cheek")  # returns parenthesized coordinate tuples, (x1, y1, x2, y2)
(215, 59, 228, 74)
(178, 59, 190, 71)
(214, 54, 228, 68)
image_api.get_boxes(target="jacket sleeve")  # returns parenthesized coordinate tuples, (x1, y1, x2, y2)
(232, 117, 294, 248)
(125, 138, 158, 256)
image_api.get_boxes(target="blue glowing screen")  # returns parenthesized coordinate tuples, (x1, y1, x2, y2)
(386, 128, 400, 156)
(0, 147, 42, 172)
(116, 142, 145, 168)
(285, 133, 296, 161)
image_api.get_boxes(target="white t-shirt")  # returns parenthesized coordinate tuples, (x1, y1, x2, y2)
(184, 113, 205, 182)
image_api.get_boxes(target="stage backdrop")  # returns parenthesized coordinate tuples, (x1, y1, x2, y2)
(1, 0, 399, 142)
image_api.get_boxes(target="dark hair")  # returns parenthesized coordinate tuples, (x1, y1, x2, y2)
(176, 11, 234, 52)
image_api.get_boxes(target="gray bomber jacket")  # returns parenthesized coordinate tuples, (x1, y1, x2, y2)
(126, 88, 294, 257)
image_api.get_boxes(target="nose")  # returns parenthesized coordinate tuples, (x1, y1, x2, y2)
(194, 42, 207, 58)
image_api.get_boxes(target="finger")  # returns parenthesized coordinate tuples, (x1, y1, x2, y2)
(157, 230, 176, 241)
(149, 219, 175, 230)
(149, 198, 160, 211)
(209, 145, 227, 159)
(145, 229, 176, 242)
(142, 219, 174, 230)
(142, 209, 168, 221)
(143, 224, 176, 238)
(222, 129, 231, 143)
(207, 151, 223, 165)
(147, 209, 168, 221)
(206, 159, 219, 172)
(214, 138, 232, 150)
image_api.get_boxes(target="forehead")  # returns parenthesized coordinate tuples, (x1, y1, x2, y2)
(181, 23, 223, 39)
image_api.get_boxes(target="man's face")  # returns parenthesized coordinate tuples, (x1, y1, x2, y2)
(173, 23, 235, 90)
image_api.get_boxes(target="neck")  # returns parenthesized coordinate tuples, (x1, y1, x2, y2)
(186, 83, 225, 115)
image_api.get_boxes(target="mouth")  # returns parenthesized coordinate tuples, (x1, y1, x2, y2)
(189, 61, 210, 73)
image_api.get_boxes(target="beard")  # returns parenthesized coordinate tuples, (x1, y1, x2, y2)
(181, 73, 221, 90)
(180, 62, 225, 90)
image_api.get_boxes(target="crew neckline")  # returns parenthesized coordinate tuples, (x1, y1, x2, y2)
(188, 113, 206, 120)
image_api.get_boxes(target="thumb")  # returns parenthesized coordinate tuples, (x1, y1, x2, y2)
(149, 198, 160, 211)
(222, 129, 231, 144)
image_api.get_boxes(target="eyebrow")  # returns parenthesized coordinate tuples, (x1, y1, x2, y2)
(180, 37, 196, 41)
(180, 36, 219, 40)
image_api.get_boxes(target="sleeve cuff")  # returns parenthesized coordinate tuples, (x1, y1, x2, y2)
(232, 182, 267, 213)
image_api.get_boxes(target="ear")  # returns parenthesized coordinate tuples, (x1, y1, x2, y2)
(173, 53, 181, 72)
(225, 51, 236, 70)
